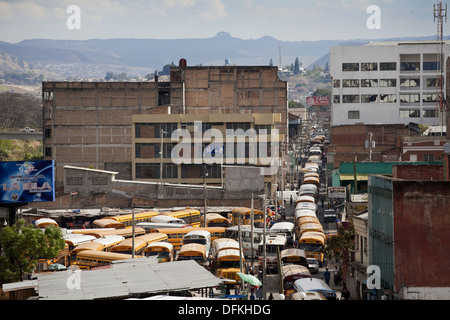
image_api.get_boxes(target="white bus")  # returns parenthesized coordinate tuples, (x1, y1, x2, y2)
(183, 229, 211, 256)
(225, 225, 263, 258)
(269, 222, 296, 245)
(258, 234, 287, 272)
(151, 214, 186, 224)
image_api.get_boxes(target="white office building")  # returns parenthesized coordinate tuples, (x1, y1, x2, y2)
(330, 41, 450, 127)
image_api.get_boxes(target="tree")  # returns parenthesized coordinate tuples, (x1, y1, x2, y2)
(324, 225, 354, 282)
(0, 219, 65, 284)
(0, 92, 41, 131)
(294, 57, 300, 75)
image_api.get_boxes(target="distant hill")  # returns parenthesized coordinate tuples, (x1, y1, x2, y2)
(0, 32, 447, 80)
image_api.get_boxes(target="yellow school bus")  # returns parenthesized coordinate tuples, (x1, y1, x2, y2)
(93, 211, 159, 228)
(231, 207, 265, 227)
(111, 233, 168, 256)
(177, 243, 207, 265)
(144, 242, 174, 262)
(150, 227, 226, 250)
(298, 231, 326, 267)
(161, 209, 201, 227)
(74, 250, 137, 269)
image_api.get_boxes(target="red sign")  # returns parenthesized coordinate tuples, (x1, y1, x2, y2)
(306, 96, 329, 106)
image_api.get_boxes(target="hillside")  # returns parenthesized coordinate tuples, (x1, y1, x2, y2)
(0, 32, 446, 81)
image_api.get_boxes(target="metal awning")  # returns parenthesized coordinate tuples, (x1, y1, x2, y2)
(37, 258, 222, 300)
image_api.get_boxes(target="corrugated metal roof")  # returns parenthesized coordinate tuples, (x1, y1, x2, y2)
(38, 258, 222, 300)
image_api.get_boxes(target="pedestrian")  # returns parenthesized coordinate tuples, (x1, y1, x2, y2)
(323, 268, 331, 285)
(268, 293, 274, 300)
(290, 195, 293, 206)
(341, 285, 350, 300)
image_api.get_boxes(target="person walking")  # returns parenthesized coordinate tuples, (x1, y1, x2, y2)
(323, 268, 331, 285)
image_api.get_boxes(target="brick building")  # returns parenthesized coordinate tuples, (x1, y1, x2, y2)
(42, 64, 288, 184)
(368, 174, 450, 299)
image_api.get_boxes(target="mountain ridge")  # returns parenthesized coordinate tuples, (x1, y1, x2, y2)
(0, 32, 447, 80)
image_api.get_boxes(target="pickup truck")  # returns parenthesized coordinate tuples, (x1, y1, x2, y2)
(21, 127, 35, 132)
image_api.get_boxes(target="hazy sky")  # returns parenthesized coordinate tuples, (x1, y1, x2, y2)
(0, 0, 443, 43)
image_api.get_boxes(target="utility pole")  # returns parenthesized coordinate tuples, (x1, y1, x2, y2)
(160, 129, 167, 184)
(434, 2, 447, 132)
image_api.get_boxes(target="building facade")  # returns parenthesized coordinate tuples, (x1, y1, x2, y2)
(368, 174, 450, 299)
(330, 41, 450, 127)
(132, 113, 283, 185)
(42, 64, 288, 184)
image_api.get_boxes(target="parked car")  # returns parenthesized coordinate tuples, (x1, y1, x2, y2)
(307, 258, 319, 274)
(21, 127, 35, 132)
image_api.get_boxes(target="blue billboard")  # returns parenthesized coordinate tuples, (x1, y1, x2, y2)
(0, 160, 55, 204)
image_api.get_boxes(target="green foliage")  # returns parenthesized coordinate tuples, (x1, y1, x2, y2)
(324, 226, 354, 262)
(0, 140, 43, 161)
(0, 219, 65, 284)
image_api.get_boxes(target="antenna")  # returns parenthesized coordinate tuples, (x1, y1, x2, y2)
(433, 2, 447, 132)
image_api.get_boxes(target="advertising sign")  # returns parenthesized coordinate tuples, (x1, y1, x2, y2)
(306, 96, 330, 106)
(0, 160, 55, 204)
(328, 186, 346, 199)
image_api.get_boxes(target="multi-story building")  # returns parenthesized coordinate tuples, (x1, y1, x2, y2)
(330, 41, 450, 127)
(42, 64, 288, 184)
(132, 113, 283, 185)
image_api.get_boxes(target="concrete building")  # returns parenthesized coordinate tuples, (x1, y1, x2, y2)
(42, 64, 288, 184)
(330, 41, 450, 127)
(368, 174, 450, 299)
(132, 113, 282, 185)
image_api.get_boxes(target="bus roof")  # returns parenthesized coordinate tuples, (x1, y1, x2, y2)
(71, 241, 104, 253)
(280, 248, 307, 259)
(294, 277, 334, 293)
(269, 222, 295, 232)
(93, 218, 125, 228)
(93, 235, 125, 247)
(217, 249, 241, 260)
(184, 229, 211, 238)
(151, 215, 186, 224)
(213, 239, 239, 252)
(76, 250, 134, 261)
(146, 241, 174, 251)
(64, 235, 97, 245)
(281, 264, 311, 278)
(35, 218, 58, 228)
(70, 227, 146, 238)
(178, 243, 206, 256)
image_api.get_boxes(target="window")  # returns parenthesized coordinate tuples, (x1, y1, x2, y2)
(254, 125, 272, 134)
(400, 94, 420, 103)
(334, 80, 341, 88)
(426, 78, 443, 88)
(333, 95, 341, 104)
(379, 79, 397, 87)
(379, 94, 397, 103)
(43, 91, 54, 101)
(424, 154, 434, 162)
(361, 95, 378, 103)
(348, 111, 360, 119)
(44, 128, 52, 139)
(67, 177, 84, 186)
(400, 62, 420, 71)
(343, 95, 360, 103)
(45, 147, 52, 157)
(423, 61, 440, 71)
(226, 122, 251, 132)
(400, 109, 420, 118)
(342, 63, 359, 72)
(423, 109, 438, 118)
(91, 177, 108, 185)
(423, 94, 438, 103)
(361, 79, 378, 87)
(380, 62, 396, 71)
(342, 79, 360, 88)
(361, 63, 378, 71)
(400, 79, 420, 88)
